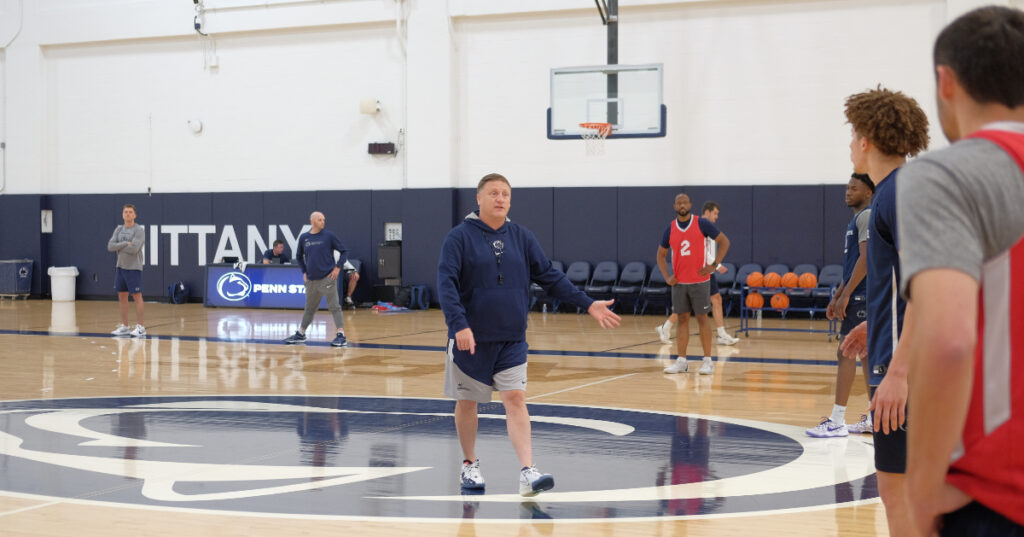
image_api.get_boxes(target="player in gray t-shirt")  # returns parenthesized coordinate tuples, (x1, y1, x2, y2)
(898, 6, 1024, 535)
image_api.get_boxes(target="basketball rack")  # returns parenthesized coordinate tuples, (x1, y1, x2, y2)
(736, 286, 838, 340)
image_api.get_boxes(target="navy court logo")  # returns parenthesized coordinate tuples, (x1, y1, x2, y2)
(216, 271, 252, 301)
(0, 396, 878, 521)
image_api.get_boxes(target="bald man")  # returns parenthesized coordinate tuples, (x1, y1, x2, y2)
(284, 211, 350, 347)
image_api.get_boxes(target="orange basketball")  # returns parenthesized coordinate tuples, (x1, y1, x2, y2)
(746, 271, 764, 287)
(763, 272, 782, 288)
(745, 292, 764, 309)
(781, 272, 799, 288)
(770, 292, 790, 309)
(798, 272, 817, 288)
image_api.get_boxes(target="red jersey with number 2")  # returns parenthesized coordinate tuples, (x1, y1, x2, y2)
(669, 215, 711, 284)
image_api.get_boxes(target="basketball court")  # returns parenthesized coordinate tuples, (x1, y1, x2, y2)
(0, 0, 968, 535)
(0, 300, 886, 536)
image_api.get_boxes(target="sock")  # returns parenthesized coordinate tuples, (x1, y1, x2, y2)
(677, 355, 686, 362)
(717, 326, 729, 337)
(703, 356, 712, 363)
(831, 404, 847, 424)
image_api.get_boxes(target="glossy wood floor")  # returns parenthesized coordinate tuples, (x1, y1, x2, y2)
(0, 299, 888, 536)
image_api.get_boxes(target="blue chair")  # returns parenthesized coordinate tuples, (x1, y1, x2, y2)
(530, 260, 564, 311)
(639, 268, 671, 315)
(611, 261, 647, 314)
(563, 261, 591, 312)
(728, 263, 763, 313)
(813, 264, 845, 309)
(585, 261, 619, 299)
(763, 263, 790, 280)
(715, 262, 737, 315)
(786, 263, 820, 312)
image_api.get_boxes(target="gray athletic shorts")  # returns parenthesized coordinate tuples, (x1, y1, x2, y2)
(671, 281, 712, 316)
(443, 340, 528, 403)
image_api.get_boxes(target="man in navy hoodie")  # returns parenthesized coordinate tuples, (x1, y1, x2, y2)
(437, 173, 621, 497)
(283, 211, 350, 347)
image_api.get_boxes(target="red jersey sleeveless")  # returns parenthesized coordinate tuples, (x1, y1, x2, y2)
(669, 215, 710, 284)
(947, 129, 1024, 525)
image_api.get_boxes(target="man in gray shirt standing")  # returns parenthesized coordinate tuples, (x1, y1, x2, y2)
(107, 204, 146, 337)
(898, 6, 1024, 535)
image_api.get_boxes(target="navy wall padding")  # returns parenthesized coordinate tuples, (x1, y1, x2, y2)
(370, 190, 402, 287)
(0, 195, 43, 294)
(751, 186, 825, 267)
(822, 184, 854, 265)
(553, 187, 618, 266)
(507, 188, 554, 257)
(316, 190, 373, 302)
(401, 188, 453, 302)
(0, 184, 849, 301)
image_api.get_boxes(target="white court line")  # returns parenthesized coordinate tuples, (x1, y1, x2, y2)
(0, 499, 64, 518)
(527, 373, 638, 401)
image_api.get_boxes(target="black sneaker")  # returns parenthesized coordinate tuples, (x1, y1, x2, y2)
(331, 333, 347, 347)
(284, 331, 306, 345)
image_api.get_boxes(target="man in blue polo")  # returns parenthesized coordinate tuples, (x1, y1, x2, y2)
(283, 211, 349, 347)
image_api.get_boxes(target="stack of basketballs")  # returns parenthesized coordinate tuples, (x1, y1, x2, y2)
(744, 270, 818, 311)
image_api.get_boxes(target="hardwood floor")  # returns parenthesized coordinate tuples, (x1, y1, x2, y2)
(0, 299, 887, 536)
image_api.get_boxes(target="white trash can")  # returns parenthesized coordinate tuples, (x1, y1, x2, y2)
(47, 266, 79, 302)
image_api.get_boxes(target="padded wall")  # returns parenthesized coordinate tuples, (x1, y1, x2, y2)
(0, 184, 848, 300)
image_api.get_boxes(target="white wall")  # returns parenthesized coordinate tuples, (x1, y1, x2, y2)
(0, 0, 1006, 194)
(456, 0, 947, 187)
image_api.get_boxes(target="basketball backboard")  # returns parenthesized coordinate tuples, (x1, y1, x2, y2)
(547, 63, 665, 139)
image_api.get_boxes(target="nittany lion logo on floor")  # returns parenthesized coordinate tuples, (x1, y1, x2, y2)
(0, 396, 877, 520)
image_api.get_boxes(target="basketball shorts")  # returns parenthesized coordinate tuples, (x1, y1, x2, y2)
(114, 268, 142, 293)
(709, 276, 719, 296)
(869, 385, 908, 474)
(671, 281, 712, 316)
(342, 260, 356, 274)
(840, 295, 867, 336)
(942, 501, 1024, 536)
(444, 339, 528, 403)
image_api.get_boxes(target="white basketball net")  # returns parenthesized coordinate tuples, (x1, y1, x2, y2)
(580, 123, 611, 156)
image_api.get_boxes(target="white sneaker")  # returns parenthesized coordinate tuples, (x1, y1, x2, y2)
(698, 359, 714, 375)
(847, 414, 873, 434)
(519, 466, 554, 497)
(460, 459, 484, 490)
(717, 334, 739, 345)
(111, 324, 131, 336)
(664, 358, 689, 374)
(129, 325, 146, 338)
(655, 325, 672, 344)
(805, 417, 849, 438)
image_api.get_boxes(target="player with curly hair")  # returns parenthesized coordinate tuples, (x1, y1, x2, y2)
(838, 85, 929, 536)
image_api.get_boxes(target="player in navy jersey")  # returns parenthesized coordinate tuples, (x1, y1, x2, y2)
(838, 86, 930, 536)
(806, 172, 873, 438)
(899, 7, 1024, 535)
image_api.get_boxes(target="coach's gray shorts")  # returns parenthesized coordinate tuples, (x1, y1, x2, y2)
(443, 341, 528, 404)
(671, 281, 712, 316)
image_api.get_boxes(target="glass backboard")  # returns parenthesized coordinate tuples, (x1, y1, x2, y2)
(548, 63, 665, 139)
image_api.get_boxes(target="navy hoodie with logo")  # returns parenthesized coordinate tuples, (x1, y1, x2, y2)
(437, 212, 594, 342)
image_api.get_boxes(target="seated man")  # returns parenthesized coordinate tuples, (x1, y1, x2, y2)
(262, 240, 291, 265)
(342, 260, 360, 307)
